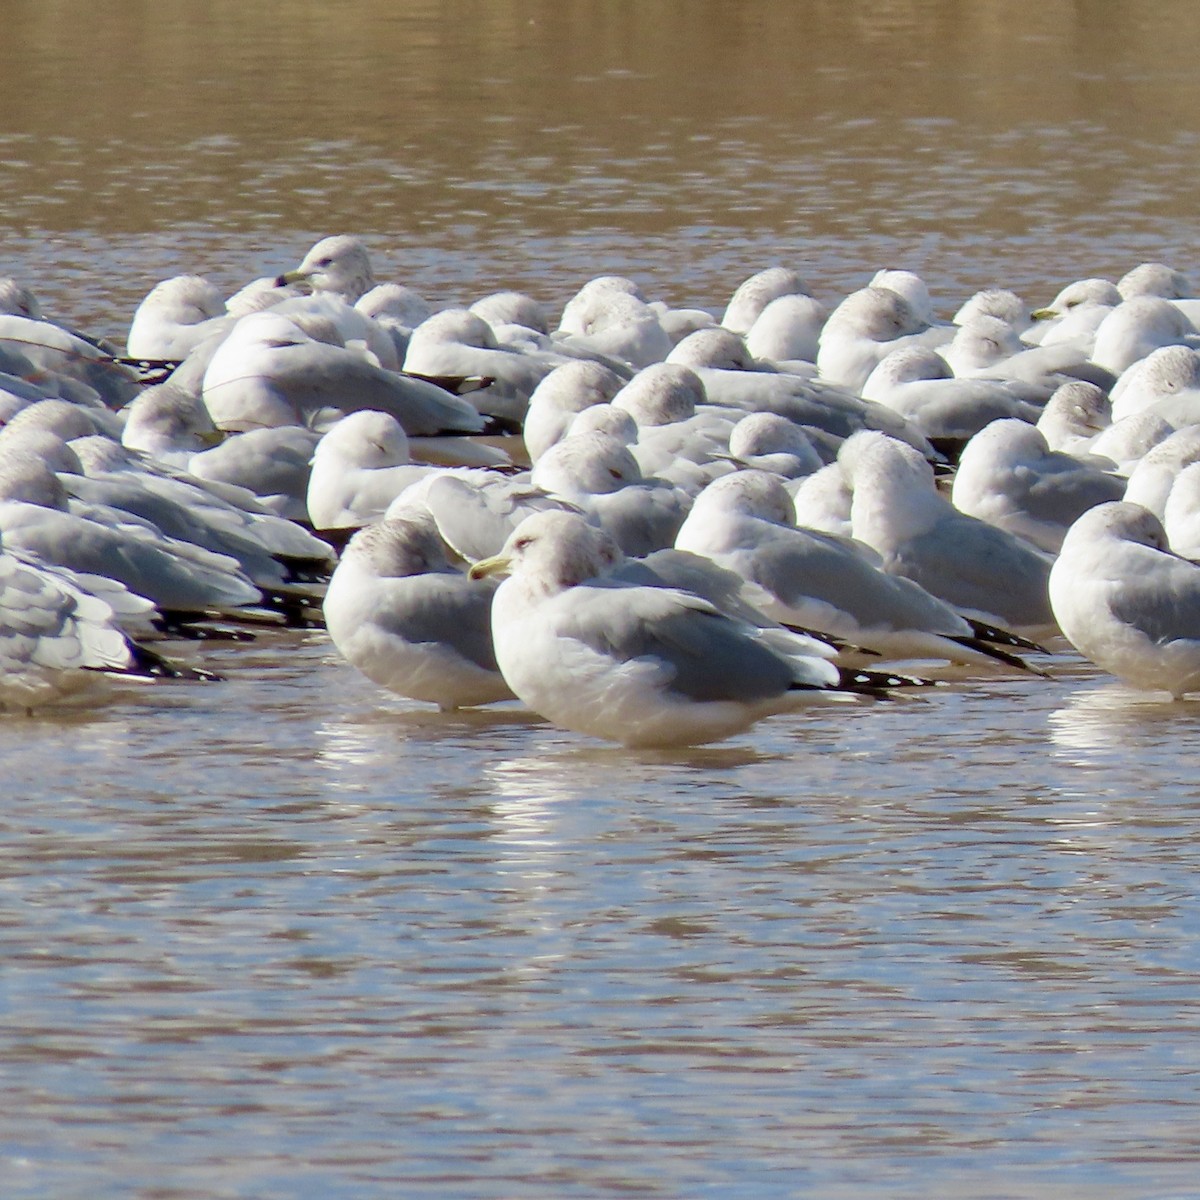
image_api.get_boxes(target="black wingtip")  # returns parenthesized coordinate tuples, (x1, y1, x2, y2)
(963, 618, 1049, 654)
(834, 666, 942, 697)
(947, 635, 1053, 678)
(128, 642, 225, 682)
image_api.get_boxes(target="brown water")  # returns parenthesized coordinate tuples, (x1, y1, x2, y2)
(4, 3, 1200, 1197)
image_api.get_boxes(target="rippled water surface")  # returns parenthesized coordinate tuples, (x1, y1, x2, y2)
(5, 3, 1200, 1197)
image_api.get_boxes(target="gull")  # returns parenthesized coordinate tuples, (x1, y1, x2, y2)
(1088, 412, 1176, 476)
(1115, 262, 1200, 330)
(1035, 381, 1113, 455)
(271, 290, 402, 371)
(469, 509, 931, 747)
(722, 266, 813, 335)
(674, 469, 1042, 671)
(744, 293, 829, 365)
(529, 430, 692, 556)
(469, 290, 550, 336)
(1049, 501, 1200, 698)
(4, 430, 333, 595)
(323, 516, 512, 709)
(276, 234, 376, 303)
(788, 462, 854, 537)
(121, 381, 223, 469)
(125, 275, 233, 361)
(402, 308, 559, 422)
(950, 418, 1125, 553)
(724, 412, 823, 478)
(869, 269, 940, 326)
(0, 534, 214, 710)
(305, 410, 436, 532)
(668, 326, 938, 456)
(188, 426, 321, 521)
(62, 434, 334, 571)
(1109, 344, 1200, 424)
(564, 402, 639, 445)
(554, 287, 673, 369)
(200, 311, 488, 435)
(0, 465, 263, 617)
(815, 285, 949, 393)
(356, 282, 433, 361)
(1, 395, 121, 441)
(0, 433, 328, 608)
(1162, 463, 1200, 558)
(861, 345, 1041, 447)
(0, 313, 141, 409)
(840, 431, 1057, 629)
(952, 288, 1032, 334)
(522, 360, 627, 461)
(1026, 277, 1121, 347)
(387, 470, 579, 565)
(942, 315, 1111, 395)
(1089, 296, 1197, 376)
(1122, 428, 1200, 517)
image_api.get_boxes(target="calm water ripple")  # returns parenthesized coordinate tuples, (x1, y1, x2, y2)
(1, 636, 1199, 1197)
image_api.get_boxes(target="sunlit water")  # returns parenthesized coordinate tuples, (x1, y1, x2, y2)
(4, 3, 1200, 1197)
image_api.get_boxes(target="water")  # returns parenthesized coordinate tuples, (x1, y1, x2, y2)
(3, 2, 1200, 1196)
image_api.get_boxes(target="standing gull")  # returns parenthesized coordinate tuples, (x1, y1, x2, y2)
(469, 509, 932, 748)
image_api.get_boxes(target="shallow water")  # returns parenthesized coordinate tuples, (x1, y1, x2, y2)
(4, 3, 1200, 1197)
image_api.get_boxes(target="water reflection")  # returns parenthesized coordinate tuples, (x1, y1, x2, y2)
(1049, 682, 1200, 762)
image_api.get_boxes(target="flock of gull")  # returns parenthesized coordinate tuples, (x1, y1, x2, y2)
(4, 235, 1200, 744)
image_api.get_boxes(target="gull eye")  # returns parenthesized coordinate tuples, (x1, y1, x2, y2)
(512, 535, 533, 551)
(316, 257, 332, 268)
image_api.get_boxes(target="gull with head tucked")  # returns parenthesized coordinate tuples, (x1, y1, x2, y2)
(1050, 500, 1200, 698)
(841, 431, 1056, 630)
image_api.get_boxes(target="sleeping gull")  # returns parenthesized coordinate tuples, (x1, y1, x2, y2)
(200, 311, 488, 435)
(1089, 296, 1197, 376)
(1161, 462, 1200, 557)
(668, 326, 938, 456)
(323, 516, 512, 709)
(0, 536, 216, 710)
(722, 267, 812, 335)
(1035, 381, 1113, 455)
(815, 285, 948, 393)
(674, 469, 1043, 672)
(125, 275, 233, 361)
(950, 418, 1125, 553)
(522, 360, 627, 461)
(1050, 501, 1200, 698)
(305, 410, 436, 533)
(840, 431, 1057, 629)
(529, 430, 692, 557)
(861, 345, 1041, 447)
(402, 308, 559, 422)
(469, 509, 932, 747)
(744, 293, 828, 365)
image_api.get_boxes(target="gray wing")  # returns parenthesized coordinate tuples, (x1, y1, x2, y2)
(370, 573, 500, 672)
(556, 584, 805, 701)
(891, 514, 1054, 625)
(277, 342, 486, 434)
(1108, 553, 1200, 646)
(1020, 459, 1125, 525)
(736, 525, 961, 634)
